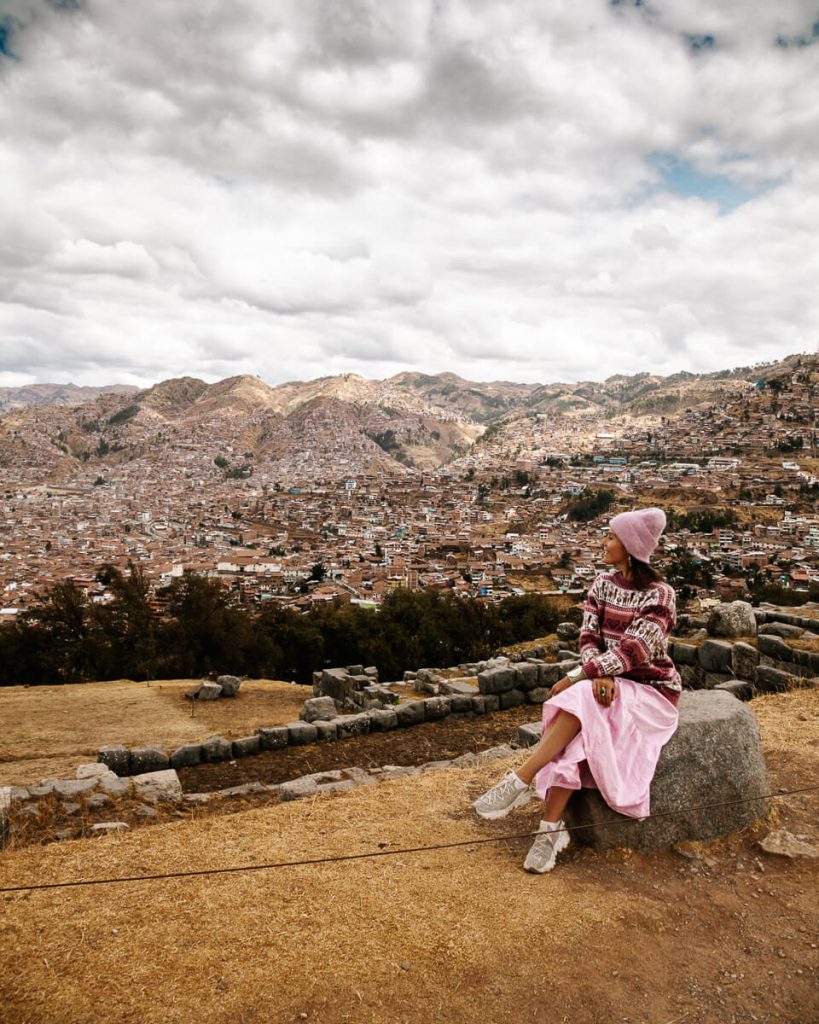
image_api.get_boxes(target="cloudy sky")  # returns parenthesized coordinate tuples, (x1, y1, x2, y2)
(1, 0, 817, 390)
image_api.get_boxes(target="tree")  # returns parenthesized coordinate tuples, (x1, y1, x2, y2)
(310, 562, 327, 582)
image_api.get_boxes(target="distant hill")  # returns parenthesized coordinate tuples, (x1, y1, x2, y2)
(0, 383, 138, 414)
(0, 354, 814, 481)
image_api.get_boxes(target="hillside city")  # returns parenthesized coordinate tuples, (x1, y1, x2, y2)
(0, 354, 817, 622)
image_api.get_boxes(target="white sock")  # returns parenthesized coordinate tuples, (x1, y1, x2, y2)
(509, 772, 528, 791)
(539, 818, 563, 832)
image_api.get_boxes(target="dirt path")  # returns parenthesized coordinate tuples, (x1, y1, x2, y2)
(1, 690, 817, 1024)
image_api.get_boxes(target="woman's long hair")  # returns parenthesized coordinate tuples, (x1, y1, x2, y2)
(630, 557, 663, 590)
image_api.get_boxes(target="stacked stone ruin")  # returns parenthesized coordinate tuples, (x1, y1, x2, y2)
(2, 600, 816, 849)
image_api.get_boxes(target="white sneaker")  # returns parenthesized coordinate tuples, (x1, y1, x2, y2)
(472, 771, 532, 820)
(523, 820, 570, 873)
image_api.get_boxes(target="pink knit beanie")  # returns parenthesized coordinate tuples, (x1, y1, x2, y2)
(609, 507, 666, 563)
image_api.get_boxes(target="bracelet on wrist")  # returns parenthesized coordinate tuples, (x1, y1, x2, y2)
(566, 665, 587, 684)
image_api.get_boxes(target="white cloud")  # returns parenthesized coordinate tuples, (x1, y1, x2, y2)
(0, 0, 817, 391)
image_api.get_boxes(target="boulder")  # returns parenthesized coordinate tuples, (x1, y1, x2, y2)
(731, 642, 759, 681)
(424, 696, 452, 720)
(395, 700, 426, 727)
(76, 763, 113, 780)
(697, 639, 734, 674)
(499, 688, 526, 709)
(312, 720, 338, 742)
(556, 622, 580, 641)
(256, 726, 289, 751)
(514, 663, 540, 691)
(477, 666, 515, 695)
(231, 735, 260, 758)
(132, 769, 183, 804)
(170, 744, 202, 769)
(98, 744, 131, 777)
(319, 668, 355, 702)
(758, 622, 805, 638)
(287, 722, 318, 745)
(187, 682, 222, 701)
(669, 642, 698, 666)
(301, 696, 338, 723)
(707, 601, 757, 638)
(563, 691, 770, 851)
(130, 746, 169, 774)
(335, 714, 370, 739)
(517, 722, 541, 747)
(216, 674, 242, 697)
(754, 666, 793, 693)
(200, 735, 233, 762)
(367, 708, 398, 731)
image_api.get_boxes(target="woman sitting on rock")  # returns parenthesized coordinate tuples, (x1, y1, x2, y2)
(473, 507, 681, 873)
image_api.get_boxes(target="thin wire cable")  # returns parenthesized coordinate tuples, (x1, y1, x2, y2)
(2, 784, 817, 895)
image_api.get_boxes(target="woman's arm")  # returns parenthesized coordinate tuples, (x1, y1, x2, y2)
(582, 585, 676, 680)
(579, 579, 605, 665)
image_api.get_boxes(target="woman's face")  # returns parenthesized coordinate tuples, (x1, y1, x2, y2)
(603, 530, 629, 567)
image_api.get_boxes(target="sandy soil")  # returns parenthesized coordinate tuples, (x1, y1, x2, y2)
(0, 678, 311, 786)
(1, 689, 817, 1024)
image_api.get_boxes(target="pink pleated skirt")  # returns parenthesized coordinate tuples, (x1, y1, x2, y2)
(534, 677, 679, 819)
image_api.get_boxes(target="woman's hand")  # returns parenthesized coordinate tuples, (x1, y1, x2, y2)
(594, 676, 617, 708)
(549, 676, 574, 697)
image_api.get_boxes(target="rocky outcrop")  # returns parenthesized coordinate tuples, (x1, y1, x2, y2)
(560, 691, 770, 851)
(707, 601, 757, 638)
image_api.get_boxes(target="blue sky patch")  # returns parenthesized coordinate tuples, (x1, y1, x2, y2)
(685, 33, 715, 53)
(0, 20, 18, 60)
(647, 154, 776, 213)
(775, 20, 819, 48)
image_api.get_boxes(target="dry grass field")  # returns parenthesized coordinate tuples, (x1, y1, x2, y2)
(0, 678, 311, 787)
(1, 689, 817, 1024)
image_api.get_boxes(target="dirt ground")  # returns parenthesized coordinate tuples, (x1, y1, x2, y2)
(0, 678, 311, 786)
(1, 689, 817, 1024)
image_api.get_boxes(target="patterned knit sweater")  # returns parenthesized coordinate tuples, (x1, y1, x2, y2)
(579, 570, 682, 694)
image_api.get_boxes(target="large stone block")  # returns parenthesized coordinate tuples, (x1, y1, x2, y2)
(301, 696, 338, 723)
(256, 726, 288, 750)
(320, 668, 354, 702)
(216, 674, 242, 697)
(477, 666, 515, 695)
(312, 720, 338, 742)
(757, 634, 793, 661)
(287, 722, 318, 745)
(670, 642, 697, 666)
(754, 666, 793, 693)
(98, 744, 131, 777)
(189, 682, 222, 701)
(517, 722, 541, 746)
(335, 714, 370, 739)
(424, 696, 452, 720)
(499, 688, 526, 709)
(697, 639, 734, 674)
(201, 735, 233, 762)
(395, 700, 426, 727)
(367, 708, 398, 731)
(130, 746, 169, 774)
(539, 661, 576, 686)
(170, 744, 202, 769)
(732, 642, 759, 681)
(514, 663, 540, 692)
(564, 691, 770, 851)
(707, 601, 757, 638)
(133, 769, 183, 804)
(232, 735, 260, 758)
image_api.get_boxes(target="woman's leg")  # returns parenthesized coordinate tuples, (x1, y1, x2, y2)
(542, 785, 573, 822)
(515, 710, 581, 785)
